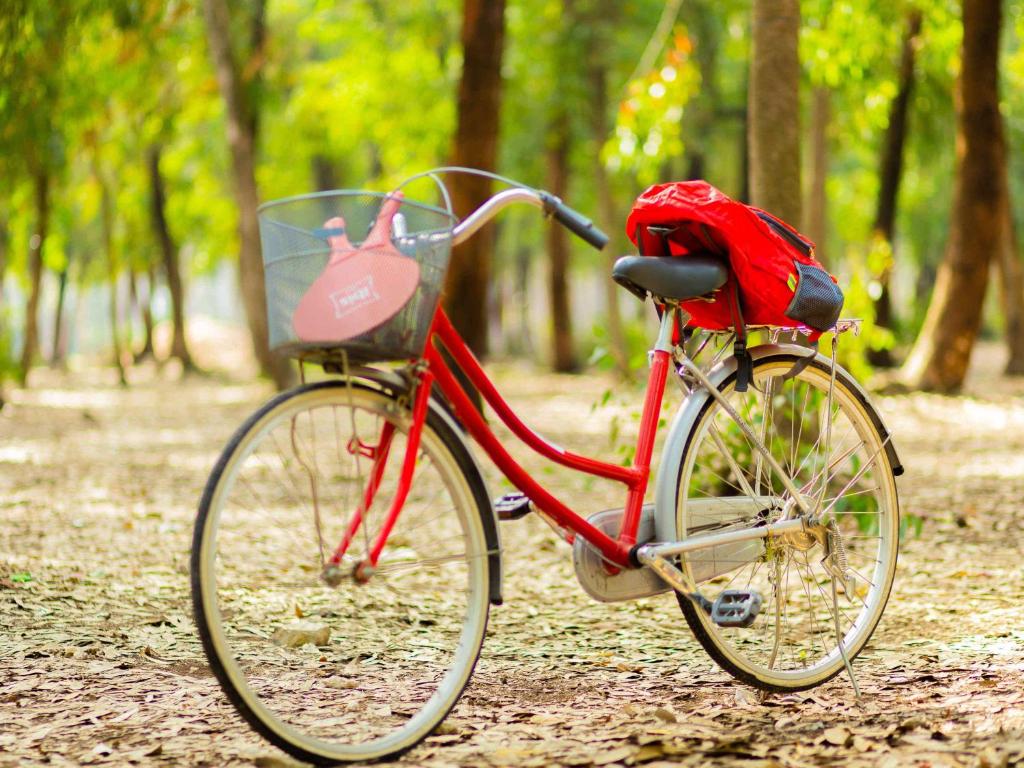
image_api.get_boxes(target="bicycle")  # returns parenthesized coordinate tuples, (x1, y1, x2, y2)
(191, 168, 903, 764)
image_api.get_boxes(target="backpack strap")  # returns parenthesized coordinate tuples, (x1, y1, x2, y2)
(783, 347, 818, 381)
(728, 279, 753, 392)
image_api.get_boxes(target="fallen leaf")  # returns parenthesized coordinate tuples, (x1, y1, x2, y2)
(323, 677, 359, 690)
(633, 742, 665, 762)
(823, 726, 851, 747)
(253, 756, 307, 768)
(592, 745, 633, 765)
(270, 623, 330, 649)
(653, 707, 676, 723)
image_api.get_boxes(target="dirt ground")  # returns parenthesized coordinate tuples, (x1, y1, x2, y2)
(2, 342, 1024, 768)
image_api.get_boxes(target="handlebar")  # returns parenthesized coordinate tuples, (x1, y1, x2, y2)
(538, 192, 610, 251)
(450, 187, 609, 251)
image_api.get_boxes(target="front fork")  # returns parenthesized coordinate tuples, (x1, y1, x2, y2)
(321, 369, 435, 587)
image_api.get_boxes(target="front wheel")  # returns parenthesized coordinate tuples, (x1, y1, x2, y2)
(675, 353, 899, 691)
(192, 381, 491, 764)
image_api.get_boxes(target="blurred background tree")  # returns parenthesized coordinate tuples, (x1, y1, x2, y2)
(0, 0, 1019, 394)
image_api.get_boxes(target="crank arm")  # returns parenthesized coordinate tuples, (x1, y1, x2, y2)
(636, 548, 764, 628)
(635, 547, 699, 595)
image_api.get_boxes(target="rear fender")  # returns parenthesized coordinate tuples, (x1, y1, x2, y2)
(654, 344, 903, 545)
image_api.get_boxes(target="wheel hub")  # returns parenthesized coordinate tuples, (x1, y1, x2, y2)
(777, 495, 825, 551)
(781, 527, 819, 551)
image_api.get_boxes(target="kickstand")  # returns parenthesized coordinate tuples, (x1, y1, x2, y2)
(832, 577, 862, 703)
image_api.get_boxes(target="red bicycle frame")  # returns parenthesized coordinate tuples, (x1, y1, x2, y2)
(423, 309, 672, 568)
(328, 306, 674, 574)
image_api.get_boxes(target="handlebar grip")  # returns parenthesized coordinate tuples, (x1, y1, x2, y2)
(540, 193, 610, 250)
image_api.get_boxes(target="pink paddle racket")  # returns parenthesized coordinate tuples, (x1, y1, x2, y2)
(292, 193, 421, 344)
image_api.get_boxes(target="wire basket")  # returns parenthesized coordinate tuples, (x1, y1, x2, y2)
(259, 191, 455, 364)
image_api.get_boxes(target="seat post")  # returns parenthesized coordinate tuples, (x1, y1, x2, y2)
(654, 305, 676, 353)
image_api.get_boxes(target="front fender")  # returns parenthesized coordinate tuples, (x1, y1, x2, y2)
(653, 344, 903, 544)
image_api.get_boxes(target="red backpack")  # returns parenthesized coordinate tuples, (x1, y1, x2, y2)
(625, 181, 843, 340)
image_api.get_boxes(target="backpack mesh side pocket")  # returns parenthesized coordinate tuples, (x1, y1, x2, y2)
(786, 261, 844, 331)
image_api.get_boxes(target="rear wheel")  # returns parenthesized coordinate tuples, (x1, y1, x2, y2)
(675, 354, 899, 691)
(192, 381, 491, 764)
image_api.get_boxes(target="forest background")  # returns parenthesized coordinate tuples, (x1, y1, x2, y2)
(0, 0, 1019, 395)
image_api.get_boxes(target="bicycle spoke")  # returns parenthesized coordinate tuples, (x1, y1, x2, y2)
(708, 421, 760, 499)
(821, 485, 880, 506)
(195, 384, 490, 760)
(373, 551, 483, 575)
(796, 556, 831, 665)
(676, 355, 897, 689)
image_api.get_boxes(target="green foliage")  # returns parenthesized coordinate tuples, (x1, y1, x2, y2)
(586, 315, 658, 373)
(798, 0, 964, 353)
(899, 512, 925, 540)
(590, 379, 675, 470)
(0, 308, 18, 382)
(0, 0, 1010, 382)
(822, 243, 896, 383)
(264, 0, 460, 195)
(607, 29, 701, 186)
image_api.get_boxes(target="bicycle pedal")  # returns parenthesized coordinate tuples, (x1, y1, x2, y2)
(494, 492, 532, 521)
(710, 590, 763, 628)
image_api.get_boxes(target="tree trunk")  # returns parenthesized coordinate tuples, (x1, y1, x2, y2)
(312, 155, 340, 191)
(748, 0, 801, 224)
(202, 0, 292, 388)
(0, 211, 7, 298)
(588, 33, 630, 376)
(900, 0, 1002, 392)
(50, 267, 68, 367)
(442, 0, 506, 358)
(682, 0, 719, 185)
(514, 243, 533, 356)
(97, 166, 128, 387)
(805, 86, 830, 258)
(19, 169, 49, 386)
(147, 146, 195, 371)
(1, 211, 8, 405)
(146, 264, 157, 357)
(0, 214, 5, 409)
(870, 9, 923, 367)
(130, 266, 156, 363)
(547, 111, 577, 373)
(996, 144, 1024, 373)
(739, 99, 751, 204)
